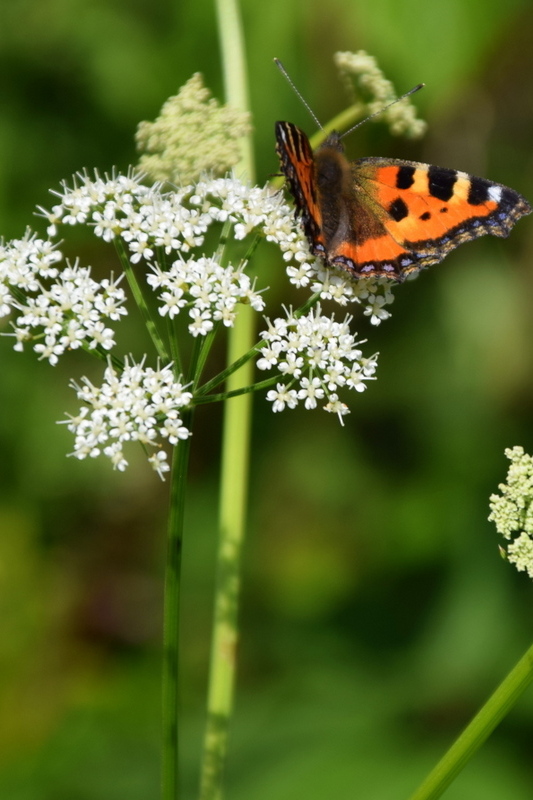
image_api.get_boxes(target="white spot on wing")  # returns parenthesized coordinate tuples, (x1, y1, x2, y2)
(488, 185, 502, 203)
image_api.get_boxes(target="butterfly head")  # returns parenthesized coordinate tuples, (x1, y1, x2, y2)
(317, 131, 344, 153)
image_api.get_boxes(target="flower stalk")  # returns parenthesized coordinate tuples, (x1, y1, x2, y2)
(198, 0, 255, 797)
(407, 643, 533, 800)
(162, 408, 194, 800)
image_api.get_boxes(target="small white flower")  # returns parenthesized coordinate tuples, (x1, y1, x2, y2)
(345, 366, 370, 392)
(148, 450, 171, 480)
(297, 377, 325, 409)
(266, 383, 299, 412)
(363, 293, 393, 325)
(323, 393, 350, 424)
(103, 441, 128, 471)
(278, 352, 304, 378)
(188, 308, 214, 337)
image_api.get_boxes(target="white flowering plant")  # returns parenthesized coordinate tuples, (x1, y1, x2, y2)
(0, 47, 420, 798)
(4, 14, 532, 800)
(1, 168, 396, 478)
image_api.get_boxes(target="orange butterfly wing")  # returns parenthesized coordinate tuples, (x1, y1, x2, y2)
(275, 121, 327, 255)
(338, 158, 532, 274)
(275, 121, 531, 280)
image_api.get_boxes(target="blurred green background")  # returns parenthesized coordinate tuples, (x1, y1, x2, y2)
(2, 0, 533, 798)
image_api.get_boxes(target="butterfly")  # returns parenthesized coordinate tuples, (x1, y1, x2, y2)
(275, 120, 532, 280)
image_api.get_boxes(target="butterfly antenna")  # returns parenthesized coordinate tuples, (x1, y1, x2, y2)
(274, 58, 324, 131)
(341, 83, 425, 139)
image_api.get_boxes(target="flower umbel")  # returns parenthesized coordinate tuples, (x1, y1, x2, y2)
(136, 73, 252, 184)
(258, 305, 378, 422)
(0, 233, 127, 364)
(62, 359, 192, 478)
(489, 446, 533, 578)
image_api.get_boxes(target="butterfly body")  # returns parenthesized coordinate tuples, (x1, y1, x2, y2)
(275, 120, 531, 281)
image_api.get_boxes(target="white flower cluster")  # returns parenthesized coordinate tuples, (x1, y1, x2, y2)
(62, 359, 193, 479)
(40, 171, 395, 322)
(489, 446, 533, 578)
(257, 305, 378, 422)
(147, 256, 265, 336)
(0, 232, 127, 364)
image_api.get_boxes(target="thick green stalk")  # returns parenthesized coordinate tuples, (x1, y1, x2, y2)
(407, 643, 533, 800)
(162, 408, 194, 800)
(199, 0, 254, 798)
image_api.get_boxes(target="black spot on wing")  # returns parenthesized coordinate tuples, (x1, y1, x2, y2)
(467, 176, 492, 205)
(420, 211, 431, 221)
(428, 166, 457, 201)
(389, 197, 409, 221)
(396, 165, 416, 189)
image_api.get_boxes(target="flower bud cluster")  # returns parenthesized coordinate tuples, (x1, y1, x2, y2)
(489, 446, 533, 578)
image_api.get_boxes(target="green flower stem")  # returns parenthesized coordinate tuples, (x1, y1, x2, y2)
(166, 318, 183, 378)
(196, 338, 266, 396)
(314, 103, 366, 143)
(198, 0, 253, 798)
(238, 231, 262, 266)
(198, 308, 254, 800)
(196, 292, 322, 397)
(187, 330, 209, 385)
(115, 240, 170, 362)
(81, 343, 124, 371)
(162, 407, 194, 800)
(407, 643, 533, 800)
(193, 374, 281, 405)
(215, 220, 234, 263)
(192, 325, 221, 390)
(215, 0, 254, 183)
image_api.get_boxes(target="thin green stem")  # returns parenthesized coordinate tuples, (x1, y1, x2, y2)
(196, 338, 266, 396)
(192, 325, 221, 391)
(162, 407, 194, 800)
(314, 102, 366, 143)
(193, 374, 281, 404)
(407, 643, 533, 800)
(215, 1, 254, 183)
(237, 231, 262, 267)
(196, 292, 321, 397)
(215, 220, 234, 264)
(166, 317, 183, 378)
(115, 240, 170, 362)
(81, 343, 124, 371)
(198, 0, 253, 798)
